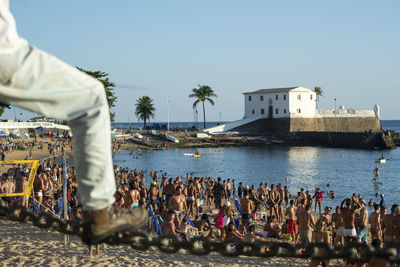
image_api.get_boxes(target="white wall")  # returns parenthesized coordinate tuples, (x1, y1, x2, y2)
(316, 109, 376, 118)
(288, 88, 316, 118)
(243, 92, 290, 119)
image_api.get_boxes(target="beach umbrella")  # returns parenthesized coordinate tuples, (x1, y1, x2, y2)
(35, 126, 46, 132)
(0, 129, 6, 136)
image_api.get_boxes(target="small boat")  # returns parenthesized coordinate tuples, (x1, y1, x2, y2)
(184, 153, 194, 156)
(167, 135, 179, 143)
(134, 133, 143, 139)
(193, 154, 201, 158)
(375, 158, 386, 164)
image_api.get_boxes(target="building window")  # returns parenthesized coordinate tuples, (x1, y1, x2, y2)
(260, 95, 264, 101)
(297, 108, 301, 113)
(297, 94, 301, 100)
(275, 94, 278, 100)
(310, 94, 313, 100)
(284, 109, 287, 114)
(275, 108, 278, 114)
(284, 94, 286, 100)
(261, 109, 265, 115)
(252, 109, 255, 114)
(248, 96, 252, 101)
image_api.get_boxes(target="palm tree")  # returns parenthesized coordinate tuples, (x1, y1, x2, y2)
(314, 86, 324, 109)
(135, 96, 155, 128)
(189, 84, 217, 129)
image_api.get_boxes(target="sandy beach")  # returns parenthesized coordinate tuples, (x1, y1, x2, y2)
(0, 218, 348, 267)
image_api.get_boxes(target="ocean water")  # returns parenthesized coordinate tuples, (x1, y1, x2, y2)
(113, 120, 400, 132)
(112, 120, 400, 209)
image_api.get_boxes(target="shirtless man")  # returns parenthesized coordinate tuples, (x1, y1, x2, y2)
(357, 201, 368, 243)
(369, 204, 382, 242)
(340, 197, 362, 244)
(283, 185, 291, 209)
(162, 211, 185, 238)
(34, 169, 45, 206)
(18, 175, 29, 207)
(1, 175, 15, 206)
(285, 199, 297, 242)
(127, 183, 140, 208)
(306, 190, 313, 206)
(257, 182, 265, 202)
(382, 204, 398, 243)
(277, 184, 285, 223)
(148, 181, 159, 212)
(232, 179, 237, 198)
(194, 178, 202, 217)
(394, 206, 400, 244)
(314, 207, 332, 243)
(332, 206, 344, 245)
(206, 179, 214, 210)
(168, 186, 187, 225)
(297, 204, 315, 246)
(240, 190, 254, 227)
(225, 179, 231, 201)
(186, 180, 197, 218)
(164, 178, 176, 205)
(268, 184, 280, 220)
(138, 182, 147, 206)
(160, 176, 167, 199)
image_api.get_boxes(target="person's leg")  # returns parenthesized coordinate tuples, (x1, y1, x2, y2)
(0, 43, 147, 242)
(0, 44, 114, 210)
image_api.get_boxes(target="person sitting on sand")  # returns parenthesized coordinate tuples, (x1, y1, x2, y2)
(226, 222, 244, 239)
(162, 211, 186, 239)
(178, 216, 199, 239)
(263, 215, 281, 239)
(243, 224, 265, 243)
(195, 214, 217, 239)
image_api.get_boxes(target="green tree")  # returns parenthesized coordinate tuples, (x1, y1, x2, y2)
(135, 96, 155, 128)
(189, 84, 217, 129)
(77, 67, 117, 122)
(0, 103, 10, 118)
(314, 86, 324, 109)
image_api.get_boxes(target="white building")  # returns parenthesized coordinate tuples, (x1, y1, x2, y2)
(243, 87, 316, 119)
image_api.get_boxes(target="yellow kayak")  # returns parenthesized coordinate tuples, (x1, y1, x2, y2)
(193, 154, 201, 158)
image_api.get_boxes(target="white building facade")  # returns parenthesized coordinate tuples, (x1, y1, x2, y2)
(243, 87, 317, 119)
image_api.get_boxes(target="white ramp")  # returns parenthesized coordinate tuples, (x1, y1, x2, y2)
(204, 116, 263, 134)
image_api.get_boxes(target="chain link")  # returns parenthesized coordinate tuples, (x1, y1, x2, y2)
(1, 201, 399, 263)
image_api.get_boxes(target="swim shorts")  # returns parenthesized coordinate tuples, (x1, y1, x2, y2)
(288, 220, 296, 234)
(342, 228, 357, 237)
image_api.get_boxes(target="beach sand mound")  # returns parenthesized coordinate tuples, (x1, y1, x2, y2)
(0, 218, 345, 266)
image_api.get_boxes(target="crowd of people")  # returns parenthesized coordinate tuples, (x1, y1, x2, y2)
(1, 151, 400, 263)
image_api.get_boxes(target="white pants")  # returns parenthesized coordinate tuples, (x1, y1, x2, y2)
(0, 41, 115, 210)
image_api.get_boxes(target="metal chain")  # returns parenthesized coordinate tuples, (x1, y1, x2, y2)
(1, 201, 399, 263)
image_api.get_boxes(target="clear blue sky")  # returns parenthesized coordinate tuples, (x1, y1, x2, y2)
(3, 0, 400, 122)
